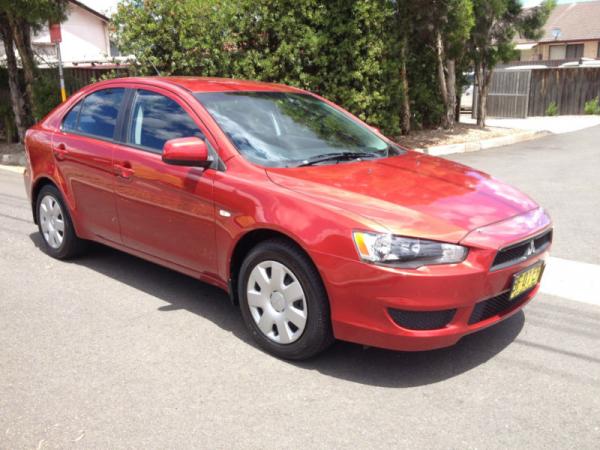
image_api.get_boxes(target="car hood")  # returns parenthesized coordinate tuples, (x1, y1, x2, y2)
(266, 152, 538, 243)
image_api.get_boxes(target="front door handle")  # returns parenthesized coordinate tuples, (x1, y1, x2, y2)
(53, 143, 69, 160)
(113, 162, 135, 179)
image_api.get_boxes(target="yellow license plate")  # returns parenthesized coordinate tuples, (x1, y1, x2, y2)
(510, 262, 544, 300)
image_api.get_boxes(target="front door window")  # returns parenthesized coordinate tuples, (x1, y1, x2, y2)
(128, 90, 205, 153)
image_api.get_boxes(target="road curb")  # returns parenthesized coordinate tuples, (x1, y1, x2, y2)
(0, 164, 24, 174)
(414, 130, 550, 156)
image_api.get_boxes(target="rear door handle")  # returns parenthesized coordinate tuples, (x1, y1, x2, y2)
(53, 143, 69, 160)
(113, 162, 135, 179)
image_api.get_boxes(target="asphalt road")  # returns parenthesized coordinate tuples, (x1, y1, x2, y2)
(1, 126, 599, 449)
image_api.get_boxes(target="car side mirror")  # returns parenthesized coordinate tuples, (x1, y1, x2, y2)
(162, 137, 212, 168)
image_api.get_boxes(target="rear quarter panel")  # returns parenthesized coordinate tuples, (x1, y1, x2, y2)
(24, 86, 90, 204)
(24, 126, 67, 215)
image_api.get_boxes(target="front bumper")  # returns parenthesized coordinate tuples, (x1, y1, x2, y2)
(312, 210, 552, 352)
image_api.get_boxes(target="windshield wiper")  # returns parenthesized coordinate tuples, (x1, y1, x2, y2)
(296, 151, 380, 167)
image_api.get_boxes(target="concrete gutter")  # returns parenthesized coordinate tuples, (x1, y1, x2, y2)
(0, 164, 25, 174)
(414, 130, 550, 156)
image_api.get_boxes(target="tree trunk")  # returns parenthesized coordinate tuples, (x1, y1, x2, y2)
(435, 32, 456, 130)
(474, 61, 484, 127)
(446, 58, 456, 129)
(479, 88, 487, 127)
(5, 116, 14, 143)
(8, 14, 36, 125)
(455, 92, 461, 122)
(400, 38, 411, 135)
(435, 32, 449, 129)
(477, 82, 488, 128)
(475, 61, 494, 128)
(435, 32, 448, 105)
(0, 15, 27, 143)
(480, 67, 493, 128)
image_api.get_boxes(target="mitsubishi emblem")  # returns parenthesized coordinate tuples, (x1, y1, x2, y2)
(525, 241, 535, 257)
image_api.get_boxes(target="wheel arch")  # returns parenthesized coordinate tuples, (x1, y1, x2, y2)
(228, 228, 322, 305)
(30, 176, 58, 224)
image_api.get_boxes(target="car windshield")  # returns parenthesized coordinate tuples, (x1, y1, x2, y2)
(194, 91, 400, 167)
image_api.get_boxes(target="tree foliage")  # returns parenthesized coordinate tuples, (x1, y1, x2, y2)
(113, 0, 236, 76)
(115, 0, 446, 135)
(468, 0, 555, 126)
(0, 0, 68, 142)
(0, 0, 554, 141)
(418, 0, 474, 128)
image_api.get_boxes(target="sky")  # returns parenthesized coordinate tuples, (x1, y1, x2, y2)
(78, 0, 599, 16)
(523, 0, 599, 6)
(78, 0, 120, 16)
(79, 0, 599, 16)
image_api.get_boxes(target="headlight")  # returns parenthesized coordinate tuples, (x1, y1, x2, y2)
(352, 231, 468, 268)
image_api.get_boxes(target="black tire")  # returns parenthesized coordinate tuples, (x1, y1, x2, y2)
(35, 184, 87, 259)
(238, 239, 334, 360)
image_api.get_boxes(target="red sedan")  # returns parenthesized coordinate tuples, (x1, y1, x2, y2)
(23, 77, 552, 359)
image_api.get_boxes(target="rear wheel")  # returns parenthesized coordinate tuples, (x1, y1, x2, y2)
(238, 239, 333, 360)
(36, 185, 86, 259)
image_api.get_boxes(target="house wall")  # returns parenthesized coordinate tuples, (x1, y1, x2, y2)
(520, 48, 538, 61)
(538, 40, 599, 60)
(33, 2, 110, 63)
(519, 40, 600, 62)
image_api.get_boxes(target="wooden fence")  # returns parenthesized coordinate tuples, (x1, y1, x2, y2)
(484, 70, 531, 118)
(0, 66, 129, 100)
(62, 67, 130, 95)
(0, 66, 130, 141)
(481, 67, 600, 118)
(528, 68, 600, 116)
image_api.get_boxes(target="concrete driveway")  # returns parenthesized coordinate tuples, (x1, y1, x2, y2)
(1, 126, 599, 449)
(461, 114, 600, 135)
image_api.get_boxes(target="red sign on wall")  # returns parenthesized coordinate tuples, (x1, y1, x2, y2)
(49, 23, 62, 44)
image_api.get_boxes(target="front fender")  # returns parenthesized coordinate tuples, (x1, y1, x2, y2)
(211, 167, 384, 283)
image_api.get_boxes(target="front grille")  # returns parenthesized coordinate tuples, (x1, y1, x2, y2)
(468, 290, 529, 325)
(388, 308, 456, 330)
(491, 229, 552, 270)
(533, 231, 552, 250)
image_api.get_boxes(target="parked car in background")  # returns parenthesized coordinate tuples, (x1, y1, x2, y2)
(23, 77, 552, 360)
(460, 72, 475, 111)
(461, 84, 474, 111)
(505, 65, 549, 70)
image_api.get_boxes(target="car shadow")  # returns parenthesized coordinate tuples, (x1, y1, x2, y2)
(303, 315, 523, 387)
(29, 233, 524, 388)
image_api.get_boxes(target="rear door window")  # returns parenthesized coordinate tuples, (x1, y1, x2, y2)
(127, 89, 204, 153)
(77, 88, 125, 140)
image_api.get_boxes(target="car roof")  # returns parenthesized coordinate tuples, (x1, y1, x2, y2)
(114, 76, 301, 93)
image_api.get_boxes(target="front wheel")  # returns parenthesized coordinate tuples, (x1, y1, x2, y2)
(238, 239, 333, 360)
